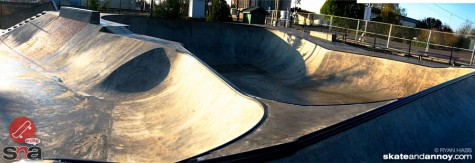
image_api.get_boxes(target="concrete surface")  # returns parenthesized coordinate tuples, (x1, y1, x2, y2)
(0, 11, 264, 162)
(59, 7, 99, 24)
(100, 15, 475, 162)
(310, 30, 333, 41)
(0, 8, 473, 162)
(0, 1, 56, 29)
(101, 15, 473, 105)
(275, 72, 475, 162)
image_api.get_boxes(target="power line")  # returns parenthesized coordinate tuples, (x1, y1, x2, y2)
(432, 3, 469, 22)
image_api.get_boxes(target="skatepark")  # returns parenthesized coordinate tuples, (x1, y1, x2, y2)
(0, 7, 474, 162)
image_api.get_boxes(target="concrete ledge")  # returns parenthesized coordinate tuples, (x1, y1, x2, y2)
(310, 31, 333, 42)
(59, 7, 99, 24)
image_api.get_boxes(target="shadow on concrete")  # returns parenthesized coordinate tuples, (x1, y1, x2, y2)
(0, 94, 18, 129)
(0, 21, 48, 50)
(100, 15, 403, 105)
(100, 16, 307, 79)
(99, 48, 170, 93)
(304, 66, 368, 89)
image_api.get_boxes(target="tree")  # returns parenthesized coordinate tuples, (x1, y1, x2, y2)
(99, 1, 110, 12)
(87, 0, 100, 11)
(457, 20, 473, 36)
(371, 4, 405, 24)
(320, 0, 365, 19)
(455, 20, 473, 48)
(439, 24, 453, 33)
(87, 0, 109, 12)
(153, 0, 188, 19)
(207, 0, 232, 22)
(416, 17, 442, 29)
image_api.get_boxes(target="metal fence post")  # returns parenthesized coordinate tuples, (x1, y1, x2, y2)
(285, 8, 290, 28)
(355, 19, 360, 41)
(304, 13, 308, 27)
(387, 24, 392, 48)
(288, 11, 292, 28)
(119, 0, 122, 14)
(373, 37, 377, 51)
(363, 20, 368, 41)
(425, 30, 431, 52)
(272, 10, 275, 26)
(329, 15, 333, 31)
(470, 44, 475, 65)
(308, 13, 311, 26)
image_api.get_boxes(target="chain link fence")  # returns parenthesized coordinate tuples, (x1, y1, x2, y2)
(266, 10, 475, 66)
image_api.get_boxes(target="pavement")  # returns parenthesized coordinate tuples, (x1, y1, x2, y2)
(0, 8, 473, 162)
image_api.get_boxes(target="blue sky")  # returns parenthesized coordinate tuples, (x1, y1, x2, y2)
(399, 3, 475, 30)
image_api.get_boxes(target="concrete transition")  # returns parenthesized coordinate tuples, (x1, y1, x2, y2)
(0, 7, 473, 162)
(0, 1, 57, 29)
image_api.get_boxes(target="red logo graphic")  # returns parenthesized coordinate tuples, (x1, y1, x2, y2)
(9, 117, 36, 144)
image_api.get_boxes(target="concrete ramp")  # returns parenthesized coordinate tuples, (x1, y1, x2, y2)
(101, 15, 475, 162)
(59, 7, 99, 24)
(102, 15, 474, 105)
(276, 72, 475, 162)
(1, 8, 473, 162)
(0, 10, 265, 162)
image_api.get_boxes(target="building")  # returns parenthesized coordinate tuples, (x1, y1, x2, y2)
(370, 7, 418, 27)
(233, 0, 293, 11)
(242, 6, 267, 24)
(400, 15, 419, 27)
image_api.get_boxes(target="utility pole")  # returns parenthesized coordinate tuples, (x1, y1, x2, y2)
(274, 0, 279, 23)
(449, 13, 452, 28)
(150, 0, 153, 17)
(236, 0, 240, 22)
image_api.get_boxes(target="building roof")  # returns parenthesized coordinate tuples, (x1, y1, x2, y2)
(242, 7, 267, 14)
(400, 15, 419, 24)
(298, 9, 315, 13)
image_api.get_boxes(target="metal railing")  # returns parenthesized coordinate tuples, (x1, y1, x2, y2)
(265, 10, 475, 65)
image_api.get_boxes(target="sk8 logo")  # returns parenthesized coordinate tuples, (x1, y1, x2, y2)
(9, 117, 36, 144)
(3, 117, 42, 161)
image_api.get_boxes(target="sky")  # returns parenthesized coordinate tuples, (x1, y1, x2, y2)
(299, 0, 326, 15)
(291, 1, 474, 30)
(399, 3, 475, 30)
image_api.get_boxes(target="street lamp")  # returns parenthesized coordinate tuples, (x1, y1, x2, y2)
(207, 1, 212, 16)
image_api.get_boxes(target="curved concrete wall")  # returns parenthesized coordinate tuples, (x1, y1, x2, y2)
(0, 12, 265, 162)
(0, 2, 56, 29)
(102, 15, 474, 105)
(276, 73, 475, 162)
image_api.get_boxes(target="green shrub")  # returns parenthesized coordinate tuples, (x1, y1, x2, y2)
(206, 0, 231, 22)
(87, 0, 99, 11)
(99, 1, 110, 12)
(153, 0, 188, 19)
